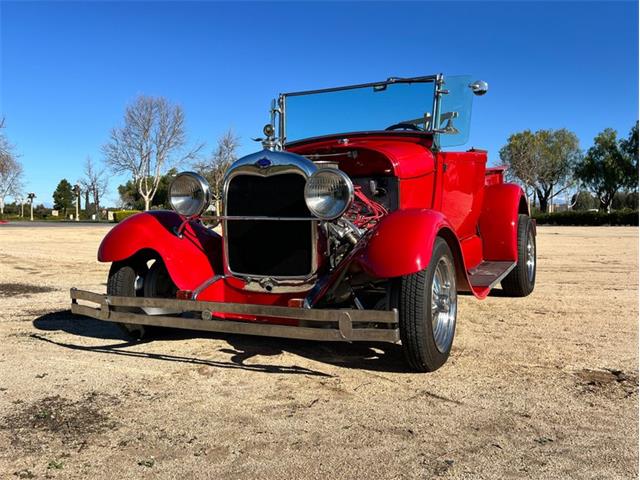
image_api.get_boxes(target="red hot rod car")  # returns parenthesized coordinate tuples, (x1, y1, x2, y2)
(71, 74, 536, 372)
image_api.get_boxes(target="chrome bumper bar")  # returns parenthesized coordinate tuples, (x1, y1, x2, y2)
(70, 289, 400, 343)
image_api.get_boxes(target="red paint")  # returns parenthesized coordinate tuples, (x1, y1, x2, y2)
(98, 211, 222, 290)
(289, 134, 527, 298)
(356, 209, 452, 278)
(288, 134, 435, 179)
(478, 183, 525, 262)
(459, 235, 483, 271)
(97, 132, 528, 310)
(399, 176, 436, 209)
(437, 150, 487, 239)
(485, 166, 507, 186)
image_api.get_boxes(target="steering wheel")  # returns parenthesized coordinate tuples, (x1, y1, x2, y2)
(385, 122, 423, 131)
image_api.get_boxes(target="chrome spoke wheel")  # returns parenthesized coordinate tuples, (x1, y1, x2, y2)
(430, 256, 457, 353)
(526, 229, 536, 282)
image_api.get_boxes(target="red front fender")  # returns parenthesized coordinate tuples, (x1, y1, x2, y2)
(356, 209, 459, 279)
(98, 211, 222, 291)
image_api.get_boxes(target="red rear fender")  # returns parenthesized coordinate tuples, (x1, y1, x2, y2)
(98, 211, 222, 291)
(479, 183, 528, 262)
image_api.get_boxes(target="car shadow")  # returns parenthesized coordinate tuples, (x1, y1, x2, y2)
(32, 310, 410, 374)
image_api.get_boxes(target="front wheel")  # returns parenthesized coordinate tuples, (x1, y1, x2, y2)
(399, 237, 457, 372)
(107, 258, 177, 340)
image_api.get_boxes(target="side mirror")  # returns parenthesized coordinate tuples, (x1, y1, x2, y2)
(469, 80, 489, 96)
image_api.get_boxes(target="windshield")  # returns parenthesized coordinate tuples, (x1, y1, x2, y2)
(282, 77, 437, 142)
(436, 75, 473, 148)
(279, 74, 475, 148)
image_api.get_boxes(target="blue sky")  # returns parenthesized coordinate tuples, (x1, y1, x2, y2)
(1, 1, 638, 207)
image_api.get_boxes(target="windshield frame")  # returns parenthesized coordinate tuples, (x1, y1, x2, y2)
(275, 74, 444, 146)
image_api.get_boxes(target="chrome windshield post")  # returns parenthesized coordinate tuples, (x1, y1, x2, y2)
(278, 94, 286, 148)
(431, 73, 445, 150)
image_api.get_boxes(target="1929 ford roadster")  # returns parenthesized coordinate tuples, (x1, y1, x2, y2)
(71, 74, 536, 372)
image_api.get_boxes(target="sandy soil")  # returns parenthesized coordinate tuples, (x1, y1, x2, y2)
(0, 224, 637, 479)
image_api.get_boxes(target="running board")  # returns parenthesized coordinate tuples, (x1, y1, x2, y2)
(468, 261, 516, 289)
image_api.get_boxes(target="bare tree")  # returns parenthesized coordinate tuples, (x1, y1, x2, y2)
(79, 156, 108, 220)
(103, 95, 202, 211)
(194, 129, 240, 213)
(0, 119, 24, 215)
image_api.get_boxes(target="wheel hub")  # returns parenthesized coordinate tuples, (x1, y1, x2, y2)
(526, 229, 536, 282)
(434, 293, 450, 313)
(431, 257, 457, 353)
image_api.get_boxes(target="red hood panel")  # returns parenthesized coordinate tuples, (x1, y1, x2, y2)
(287, 134, 435, 179)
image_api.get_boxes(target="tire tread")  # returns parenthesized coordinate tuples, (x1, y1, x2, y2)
(399, 238, 454, 372)
(501, 214, 535, 297)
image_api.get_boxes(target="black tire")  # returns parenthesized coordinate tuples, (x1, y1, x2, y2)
(399, 237, 457, 372)
(501, 214, 536, 297)
(107, 262, 146, 339)
(107, 258, 176, 340)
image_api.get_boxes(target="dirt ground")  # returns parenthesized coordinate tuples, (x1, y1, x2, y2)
(0, 224, 637, 479)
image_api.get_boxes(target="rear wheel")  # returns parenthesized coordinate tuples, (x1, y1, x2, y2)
(501, 214, 536, 296)
(399, 237, 457, 372)
(107, 258, 177, 340)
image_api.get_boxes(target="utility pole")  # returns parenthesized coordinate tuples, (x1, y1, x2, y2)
(74, 184, 80, 222)
(27, 192, 36, 221)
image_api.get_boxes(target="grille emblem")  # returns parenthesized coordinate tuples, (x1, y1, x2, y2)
(255, 157, 271, 169)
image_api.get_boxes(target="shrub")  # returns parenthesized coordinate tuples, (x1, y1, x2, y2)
(533, 209, 638, 226)
(112, 210, 142, 223)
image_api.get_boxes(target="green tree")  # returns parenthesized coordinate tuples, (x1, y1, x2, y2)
(625, 191, 639, 209)
(611, 192, 627, 210)
(620, 121, 639, 188)
(571, 190, 597, 211)
(500, 129, 581, 212)
(575, 124, 638, 211)
(117, 169, 177, 210)
(52, 179, 74, 216)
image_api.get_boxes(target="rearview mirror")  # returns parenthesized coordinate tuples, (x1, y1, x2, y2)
(469, 80, 489, 96)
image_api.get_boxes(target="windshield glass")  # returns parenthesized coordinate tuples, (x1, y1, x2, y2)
(436, 75, 473, 148)
(283, 78, 437, 142)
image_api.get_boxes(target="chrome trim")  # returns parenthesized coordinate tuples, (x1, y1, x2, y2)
(203, 215, 318, 222)
(192, 274, 224, 300)
(222, 150, 319, 292)
(242, 276, 318, 294)
(304, 168, 355, 220)
(526, 229, 536, 282)
(304, 151, 357, 160)
(487, 263, 516, 291)
(70, 288, 400, 343)
(431, 255, 457, 353)
(432, 73, 444, 149)
(169, 171, 212, 217)
(278, 74, 441, 145)
(279, 94, 286, 147)
(469, 80, 489, 96)
(224, 149, 317, 179)
(282, 75, 439, 97)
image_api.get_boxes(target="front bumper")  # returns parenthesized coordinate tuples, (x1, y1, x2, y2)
(70, 289, 399, 343)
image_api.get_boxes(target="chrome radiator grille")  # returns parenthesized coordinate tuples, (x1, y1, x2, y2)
(225, 173, 313, 277)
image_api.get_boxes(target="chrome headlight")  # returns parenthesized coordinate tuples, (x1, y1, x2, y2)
(304, 169, 354, 220)
(169, 172, 211, 217)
